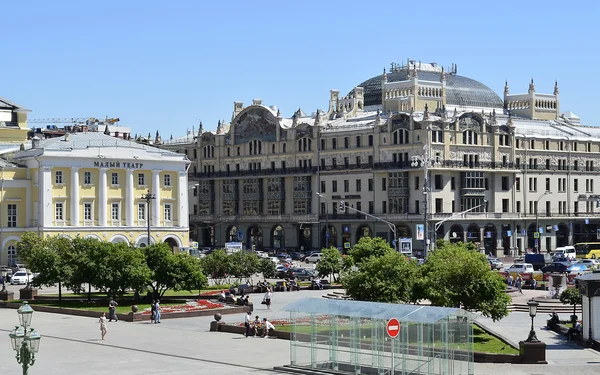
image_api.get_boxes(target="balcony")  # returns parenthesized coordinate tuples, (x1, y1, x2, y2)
(190, 214, 319, 224)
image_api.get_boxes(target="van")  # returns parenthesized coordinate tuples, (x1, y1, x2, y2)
(553, 246, 576, 261)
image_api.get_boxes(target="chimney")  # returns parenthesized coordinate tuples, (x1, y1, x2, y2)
(32, 136, 41, 149)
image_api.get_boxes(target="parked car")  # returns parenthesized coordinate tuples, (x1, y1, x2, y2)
(10, 271, 30, 285)
(568, 263, 589, 273)
(290, 268, 317, 281)
(488, 258, 504, 270)
(304, 253, 322, 263)
(10, 263, 26, 274)
(552, 246, 577, 261)
(576, 259, 598, 267)
(505, 263, 534, 274)
(541, 262, 570, 274)
(288, 252, 303, 260)
(276, 254, 292, 263)
(255, 251, 269, 259)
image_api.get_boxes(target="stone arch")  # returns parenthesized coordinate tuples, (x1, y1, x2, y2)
(226, 225, 239, 243)
(483, 223, 498, 255)
(2, 235, 21, 266)
(84, 234, 102, 241)
(356, 225, 372, 241)
(321, 225, 338, 249)
(556, 222, 569, 248)
(247, 225, 263, 251)
(135, 235, 151, 248)
(396, 223, 412, 238)
(272, 225, 285, 250)
(163, 235, 181, 251)
(466, 223, 480, 244)
(448, 224, 464, 243)
(110, 234, 129, 244)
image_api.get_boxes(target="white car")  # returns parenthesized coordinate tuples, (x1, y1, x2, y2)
(10, 271, 30, 285)
(304, 253, 322, 263)
(505, 263, 534, 274)
(255, 251, 269, 259)
(576, 259, 598, 267)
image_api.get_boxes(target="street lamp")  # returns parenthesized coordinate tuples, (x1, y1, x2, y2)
(525, 298, 540, 342)
(9, 301, 41, 375)
(316, 192, 329, 248)
(535, 191, 552, 253)
(141, 190, 156, 247)
(338, 201, 399, 253)
(411, 137, 440, 258)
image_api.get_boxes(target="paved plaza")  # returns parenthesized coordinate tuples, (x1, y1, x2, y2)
(1, 287, 600, 374)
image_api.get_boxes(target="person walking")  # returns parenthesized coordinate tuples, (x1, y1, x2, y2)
(263, 289, 272, 310)
(108, 298, 118, 322)
(516, 275, 523, 294)
(154, 299, 161, 323)
(99, 312, 107, 340)
(244, 311, 252, 337)
(150, 300, 157, 324)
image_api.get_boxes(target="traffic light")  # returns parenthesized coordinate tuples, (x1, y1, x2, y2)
(339, 201, 346, 212)
(484, 200, 489, 212)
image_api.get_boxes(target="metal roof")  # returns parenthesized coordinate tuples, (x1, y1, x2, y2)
(282, 297, 475, 324)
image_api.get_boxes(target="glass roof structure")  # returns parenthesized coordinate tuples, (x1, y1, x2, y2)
(353, 69, 503, 109)
(283, 297, 475, 324)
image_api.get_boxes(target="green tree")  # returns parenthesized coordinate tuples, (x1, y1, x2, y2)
(347, 237, 394, 265)
(66, 237, 105, 300)
(199, 249, 230, 285)
(228, 251, 261, 284)
(258, 257, 277, 280)
(316, 247, 343, 281)
(560, 287, 582, 324)
(421, 241, 511, 321)
(342, 251, 419, 303)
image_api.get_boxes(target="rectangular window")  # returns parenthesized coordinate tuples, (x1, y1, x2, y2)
(516, 201, 521, 213)
(138, 173, 145, 186)
(344, 180, 349, 193)
(344, 137, 349, 148)
(332, 138, 337, 149)
(84, 203, 92, 221)
(435, 198, 443, 213)
(111, 172, 119, 185)
(574, 202, 579, 213)
(7, 204, 17, 228)
(435, 175, 442, 190)
(111, 202, 120, 221)
(368, 135, 373, 146)
(320, 202, 326, 215)
(368, 201, 374, 214)
(516, 177, 521, 191)
(164, 203, 172, 222)
(55, 171, 63, 184)
(368, 179, 374, 191)
(332, 181, 338, 193)
(356, 179, 362, 192)
(502, 176, 509, 191)
(382, 201, 387, 214)
(414, 176, 420, 190)
(382, 178, 387, 191)
(356, 136, 361, 148)
(55, 203, 64, 221)
(84, 171, 92, 185)
(368, 155, 373, 165)
(164, 174, 171, 187)
(356, 202, 362, 211)
(451, 177, 455, 190)
(574, 179, 579, 192)
(546, 178, 551, 192)
(332, 158, 337, 168)
(502, 199, 509, 213)
(321, 181, 326, 193)
(415, 200, 420, 214)
(138, 203, 146, 221)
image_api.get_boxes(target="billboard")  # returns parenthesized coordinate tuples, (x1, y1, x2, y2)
(416, 224, 424, 241)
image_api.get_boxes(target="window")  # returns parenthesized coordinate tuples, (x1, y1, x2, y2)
(368, 155, 373, 165)
(164, 203, 172, 222)
(138, 173, 145, 186)
(431, 130, 443, 143)
(320, 181, 326, 193)
(111, 172, 119, 185)
(344, 137, 349, 148)
(434, 175, 442, 190)
(462, 130, 477, 145)
(544, 140, 550, 150)
(528, 177, 537, 192)
(332, 139, 337, 149)
(356, 202, 362, 211)
(516, 201, 521, 213)
(81, 202, 92, 221)
(414, 176, 420, 190)
(415, 200, 420, 214)
(499, 134, 509, 146)
(55, 203, 64, 221)
(530, 140, 535, 149)
(546, 178, 551, 192)
(574, 179, 579, 192)
(502, 176, 509, 191)
(368, 179, 374, 191)
(502, 199, 509, 213)
(516, 177, 521, 191)
(320, 139, 326, 150)
(451, 177, 455, 190)
(164, 174, 171, 187)
(368, 201, 374, 214)
(332, 181, 337, 193)
(344, 180, 349, 193)
(55, 171, 63, 184)
(356, 179, 362, 192)
(356, 136, 361, 148)
(435, 198, 443, 213)
(382, 201, 387, 214)
(382, 178, 387, 191)
(227, 147, 231, 157)
(368, 135, 373, 146)
(138, 203, 146, 221)
(111, 203, 120, 221)
(545, 159, 550, 170)
(7, 204, 17, 228)
(84, 171, 92, 185)
(574, 160, 579, 171)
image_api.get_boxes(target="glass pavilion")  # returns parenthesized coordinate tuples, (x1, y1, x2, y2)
(283, 298, 474, 375)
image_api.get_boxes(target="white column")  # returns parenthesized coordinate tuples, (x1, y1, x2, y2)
(39, 167, 52, 227)
(99, 168, 108, 227)
(126, 170, 134, 227)
(70, 167, 80, 226)
(152, 170, 160, 228)
(178, 172, 189, 228)
(25, 184, 31, 228)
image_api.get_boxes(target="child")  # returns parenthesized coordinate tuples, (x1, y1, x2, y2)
(99, 312, 107, 340)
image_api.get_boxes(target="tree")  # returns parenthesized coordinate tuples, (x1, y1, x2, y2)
(342, 251, 419, 303)
(144, 243, 208, 298)
(420, 241, 511, 321)
(227, 251, 260, 284)
(258, 257, 277, 280)
(66, 237, 105, 300)
(316, 247, 343, 281)
(199, 249, 230, 285)
(347, 237, 394, 265)
(560, 287, 582, 324)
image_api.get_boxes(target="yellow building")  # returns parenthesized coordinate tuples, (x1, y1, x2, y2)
(0, 97, 191, 266)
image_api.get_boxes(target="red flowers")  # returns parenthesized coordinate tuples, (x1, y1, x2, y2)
(140, 300, 225, 315)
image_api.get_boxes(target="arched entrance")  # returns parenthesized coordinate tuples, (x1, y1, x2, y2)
(321, 225, 338, 249)
(483, 223, 497, 255)
(299, 227, 312, 252)
(164, 237, 179, 252)
(356, 225, 372, 241)
(466, 224, 480, 245)
(247, 226, 263, 251)
(396, 224, 412, 238)
(448, 224, 464, 243)
(500, 224, 512, 255)
(556, 223, 569, 247)
(272, 225, 285, 251)
(527, 223, 537, 252)
(226, 225, 239, 243)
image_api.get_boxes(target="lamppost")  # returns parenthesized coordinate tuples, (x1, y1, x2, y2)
(316, 192, 329, 248)
(535, 191, 552, 253)
(338, 201, 399, 253)
(141, 190, 156, 247)
(411, 137, 440, 258)
(9, 301, 41, 375)
(525, 298, 540, 342)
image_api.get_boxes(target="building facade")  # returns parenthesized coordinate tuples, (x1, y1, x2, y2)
(165, 60, 600, 256)
(0, 97, 190, 266)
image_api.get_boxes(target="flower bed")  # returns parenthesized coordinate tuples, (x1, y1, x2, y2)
(141, 299, 225, 315)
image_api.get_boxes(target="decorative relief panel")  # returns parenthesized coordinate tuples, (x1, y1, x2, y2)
(295, 125, 313, 139)
(198, 193, 212, 200)
(201, 133, 215, 144)
(391, 114, 411, 131)
(280, 128, 288, 141)
(293, 191, 311, 199)
(388, 187, 409, 197)
(234, 107, 277, 144)
(431, 121, 444, 130)
(448, 150, 492, 161)
(267, 191, 285, 200)
(242, 193, 261, 200)
(459, 113, 483, 131)
(222, 193, 237, 200)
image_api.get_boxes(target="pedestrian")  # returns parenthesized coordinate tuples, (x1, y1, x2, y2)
(244, 311, 252, 337)
(150, 300, 157, 323)
(108, 298, 118, 322)
(261, 318, 275, 338)
(263, 289, 272, 310)
(516, 275, 523, 294)
(99, 312, 107, 340)
(154, 299, 161, 323)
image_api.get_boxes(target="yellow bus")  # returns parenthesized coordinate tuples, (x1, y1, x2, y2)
(575, 242, 600, 258)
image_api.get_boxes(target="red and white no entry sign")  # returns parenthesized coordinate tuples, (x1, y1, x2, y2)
(386, 318, 400, 338)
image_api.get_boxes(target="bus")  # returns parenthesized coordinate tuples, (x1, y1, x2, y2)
(574, 242, 600, 258)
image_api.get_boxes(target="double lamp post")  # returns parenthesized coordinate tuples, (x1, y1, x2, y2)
(9, 301, 41, 375)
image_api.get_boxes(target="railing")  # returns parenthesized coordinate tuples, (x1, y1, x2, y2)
(190, 214, 319, 223)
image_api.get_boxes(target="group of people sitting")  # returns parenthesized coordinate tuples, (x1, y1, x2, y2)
(244, 311, 275, 338)
(217, 290, 251, 306)
(548, 310, 582, 341)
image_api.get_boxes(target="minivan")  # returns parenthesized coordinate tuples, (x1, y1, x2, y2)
(505, 263, 535, 274)
(553, 246, 576, 261)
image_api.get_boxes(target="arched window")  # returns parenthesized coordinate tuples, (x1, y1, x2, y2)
(227, 226, 238, 242)
(297, 138, 312, 152)
(272, 225, 285, 250)
(463, 130, 478, 145)
(7, 245, 17, 264)
(393, 129, 409, 145)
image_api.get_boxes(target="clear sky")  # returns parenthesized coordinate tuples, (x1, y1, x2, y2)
(4, 1, 599, 137)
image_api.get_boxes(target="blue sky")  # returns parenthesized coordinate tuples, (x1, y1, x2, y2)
(4, 1, 599, 137)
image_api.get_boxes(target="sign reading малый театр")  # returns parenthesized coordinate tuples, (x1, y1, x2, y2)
(94, 161, 144, 169)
